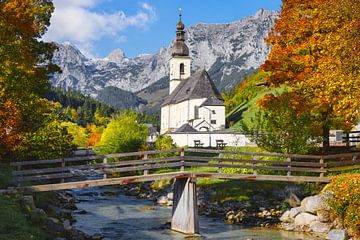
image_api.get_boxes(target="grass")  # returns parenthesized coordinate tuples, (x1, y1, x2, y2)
(0, 164, 50, 240)
(0, 194, 50, 240)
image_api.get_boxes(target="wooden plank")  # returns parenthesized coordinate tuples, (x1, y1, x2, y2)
(185, 148, 322, 159)
(326, 165, 360, 172)
(184, 156, 326, 167)
(191, 172, 331, 183)
(21, 172, 187, 192)
(10, 155, 103, 166)
(10, 149, 181, 167)
(323, 153, 360, 160)
(327, 160, 360, 167)
(16, 162, 183, 182)
(183, 162, 326, 173)
(15, 171, 330, 192)
(13, 157, 181, 176)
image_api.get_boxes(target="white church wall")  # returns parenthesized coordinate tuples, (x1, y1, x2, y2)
(166, 132, 253, 148)
(197, 105, 225, 131)
(169, 57, 191, 93)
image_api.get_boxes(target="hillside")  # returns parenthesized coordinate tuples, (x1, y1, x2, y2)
(225, 72, 285, 129)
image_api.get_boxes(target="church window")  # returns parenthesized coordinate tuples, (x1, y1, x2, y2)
(180, 63, 185, 76)
(194, 106, 199, 119)
(211, 120, 217, 124)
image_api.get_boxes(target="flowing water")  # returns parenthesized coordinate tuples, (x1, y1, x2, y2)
(72, 187, 320, 240)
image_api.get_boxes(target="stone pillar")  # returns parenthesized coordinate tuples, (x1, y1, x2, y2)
(171, 177, 199, 234)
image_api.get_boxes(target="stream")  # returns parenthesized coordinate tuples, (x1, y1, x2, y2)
(71, 186, 319, 240)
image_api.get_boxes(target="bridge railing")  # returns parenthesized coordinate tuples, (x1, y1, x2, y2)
(9, 148, 360, 185)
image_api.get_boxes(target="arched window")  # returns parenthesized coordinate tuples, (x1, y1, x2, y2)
(180, 63, 185, 76)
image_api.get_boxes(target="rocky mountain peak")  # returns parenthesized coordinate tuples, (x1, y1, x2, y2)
(106, 49, 126, 62)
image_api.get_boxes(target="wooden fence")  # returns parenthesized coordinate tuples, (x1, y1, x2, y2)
(9, 148, 360, 189)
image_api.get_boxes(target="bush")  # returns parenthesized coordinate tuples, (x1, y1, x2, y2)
(327, 174, 360, 237)
(153, 135, 177, 158)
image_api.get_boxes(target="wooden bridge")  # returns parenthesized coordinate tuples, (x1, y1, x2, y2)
(9, 148, 360, 234)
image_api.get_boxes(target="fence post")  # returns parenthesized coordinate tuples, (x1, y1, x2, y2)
(143, 153, 148, 175)
(103, 158, 108, 179)
(61, 158, 65, 183)
(218, 159, 222, 173)
(253, 154, 257, 176)
(319, 157, 324, 178)
(17, 165, 22, 187)
(180, 148, 185, 172)
(287, 157, 291, 176)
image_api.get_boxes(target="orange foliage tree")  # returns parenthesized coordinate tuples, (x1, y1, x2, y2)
(0, 100, 21, 159)
(0, 0, 61, 159)
(261, 0, 360, 146)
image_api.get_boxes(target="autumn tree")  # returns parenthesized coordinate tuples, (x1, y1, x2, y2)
(0, 0, 71, 160)
(261, 0, 360, 146)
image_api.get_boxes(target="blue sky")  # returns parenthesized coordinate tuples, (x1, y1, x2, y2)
(43, 0, 282, 58)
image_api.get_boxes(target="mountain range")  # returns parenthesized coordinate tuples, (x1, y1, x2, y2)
(50, 9, 277, 113)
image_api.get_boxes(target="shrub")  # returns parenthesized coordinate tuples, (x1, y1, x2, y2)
(97, 111, 148, 154)
(327, 174, 360, 237)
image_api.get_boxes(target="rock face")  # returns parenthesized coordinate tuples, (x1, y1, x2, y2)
(50, 10, 277, 110)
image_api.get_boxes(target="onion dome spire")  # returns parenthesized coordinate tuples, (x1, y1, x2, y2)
(172, 8, 189, 57)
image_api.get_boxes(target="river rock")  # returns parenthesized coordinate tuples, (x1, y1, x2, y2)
(288, 193, 301, 207)
(301, 195, 323, 214)
(327, 229, 348, 240)
(281, 222, 295, 231)
(317, 209, 331, 222)
(30, 208, 47, 223)
(289, 206, 304, 219)
(157, 196, 168, 205)
(22, 195, 36, 211)
(309, 220, 332, 233)
(280, 210, 292, 223)
(294, 212, 318, 226)
(166, 192, 173, 200)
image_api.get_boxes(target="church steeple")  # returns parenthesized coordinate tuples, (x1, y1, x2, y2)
(171, 9, 189, 57)
(169, 9, 191, 94)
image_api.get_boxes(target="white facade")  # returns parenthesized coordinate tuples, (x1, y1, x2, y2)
(161, 99, 226, 133)
(166, 132, 253, 148)
(169, 56, 191, 94)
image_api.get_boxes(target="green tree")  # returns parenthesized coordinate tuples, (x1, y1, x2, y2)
(17, 120, 74, 160)
(61, 122, 88, 147)
(97, 111, 148, 154)
(242, 91, 322, 154)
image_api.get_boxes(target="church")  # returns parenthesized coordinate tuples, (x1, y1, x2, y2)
(160, 15, 226, 134)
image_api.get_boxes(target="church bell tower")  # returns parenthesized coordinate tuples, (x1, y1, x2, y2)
(169, 10, 191, 94)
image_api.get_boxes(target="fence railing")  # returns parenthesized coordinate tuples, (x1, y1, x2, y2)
(10, 148, 360, 185)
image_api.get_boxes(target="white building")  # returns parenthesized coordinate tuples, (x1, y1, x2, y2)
(160, 15, 226, 134)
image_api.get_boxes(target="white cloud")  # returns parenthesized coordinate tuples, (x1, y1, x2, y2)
(43, 0, 157, 56)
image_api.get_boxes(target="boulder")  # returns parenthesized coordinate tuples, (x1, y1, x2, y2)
(294, 212, 318, 226)
(309, 221, 332, 233)
(301, 195, 324, 214)
(280, 210, 292, 223)
(327, 229, 348, 240)
(289, 206, 304, 219)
